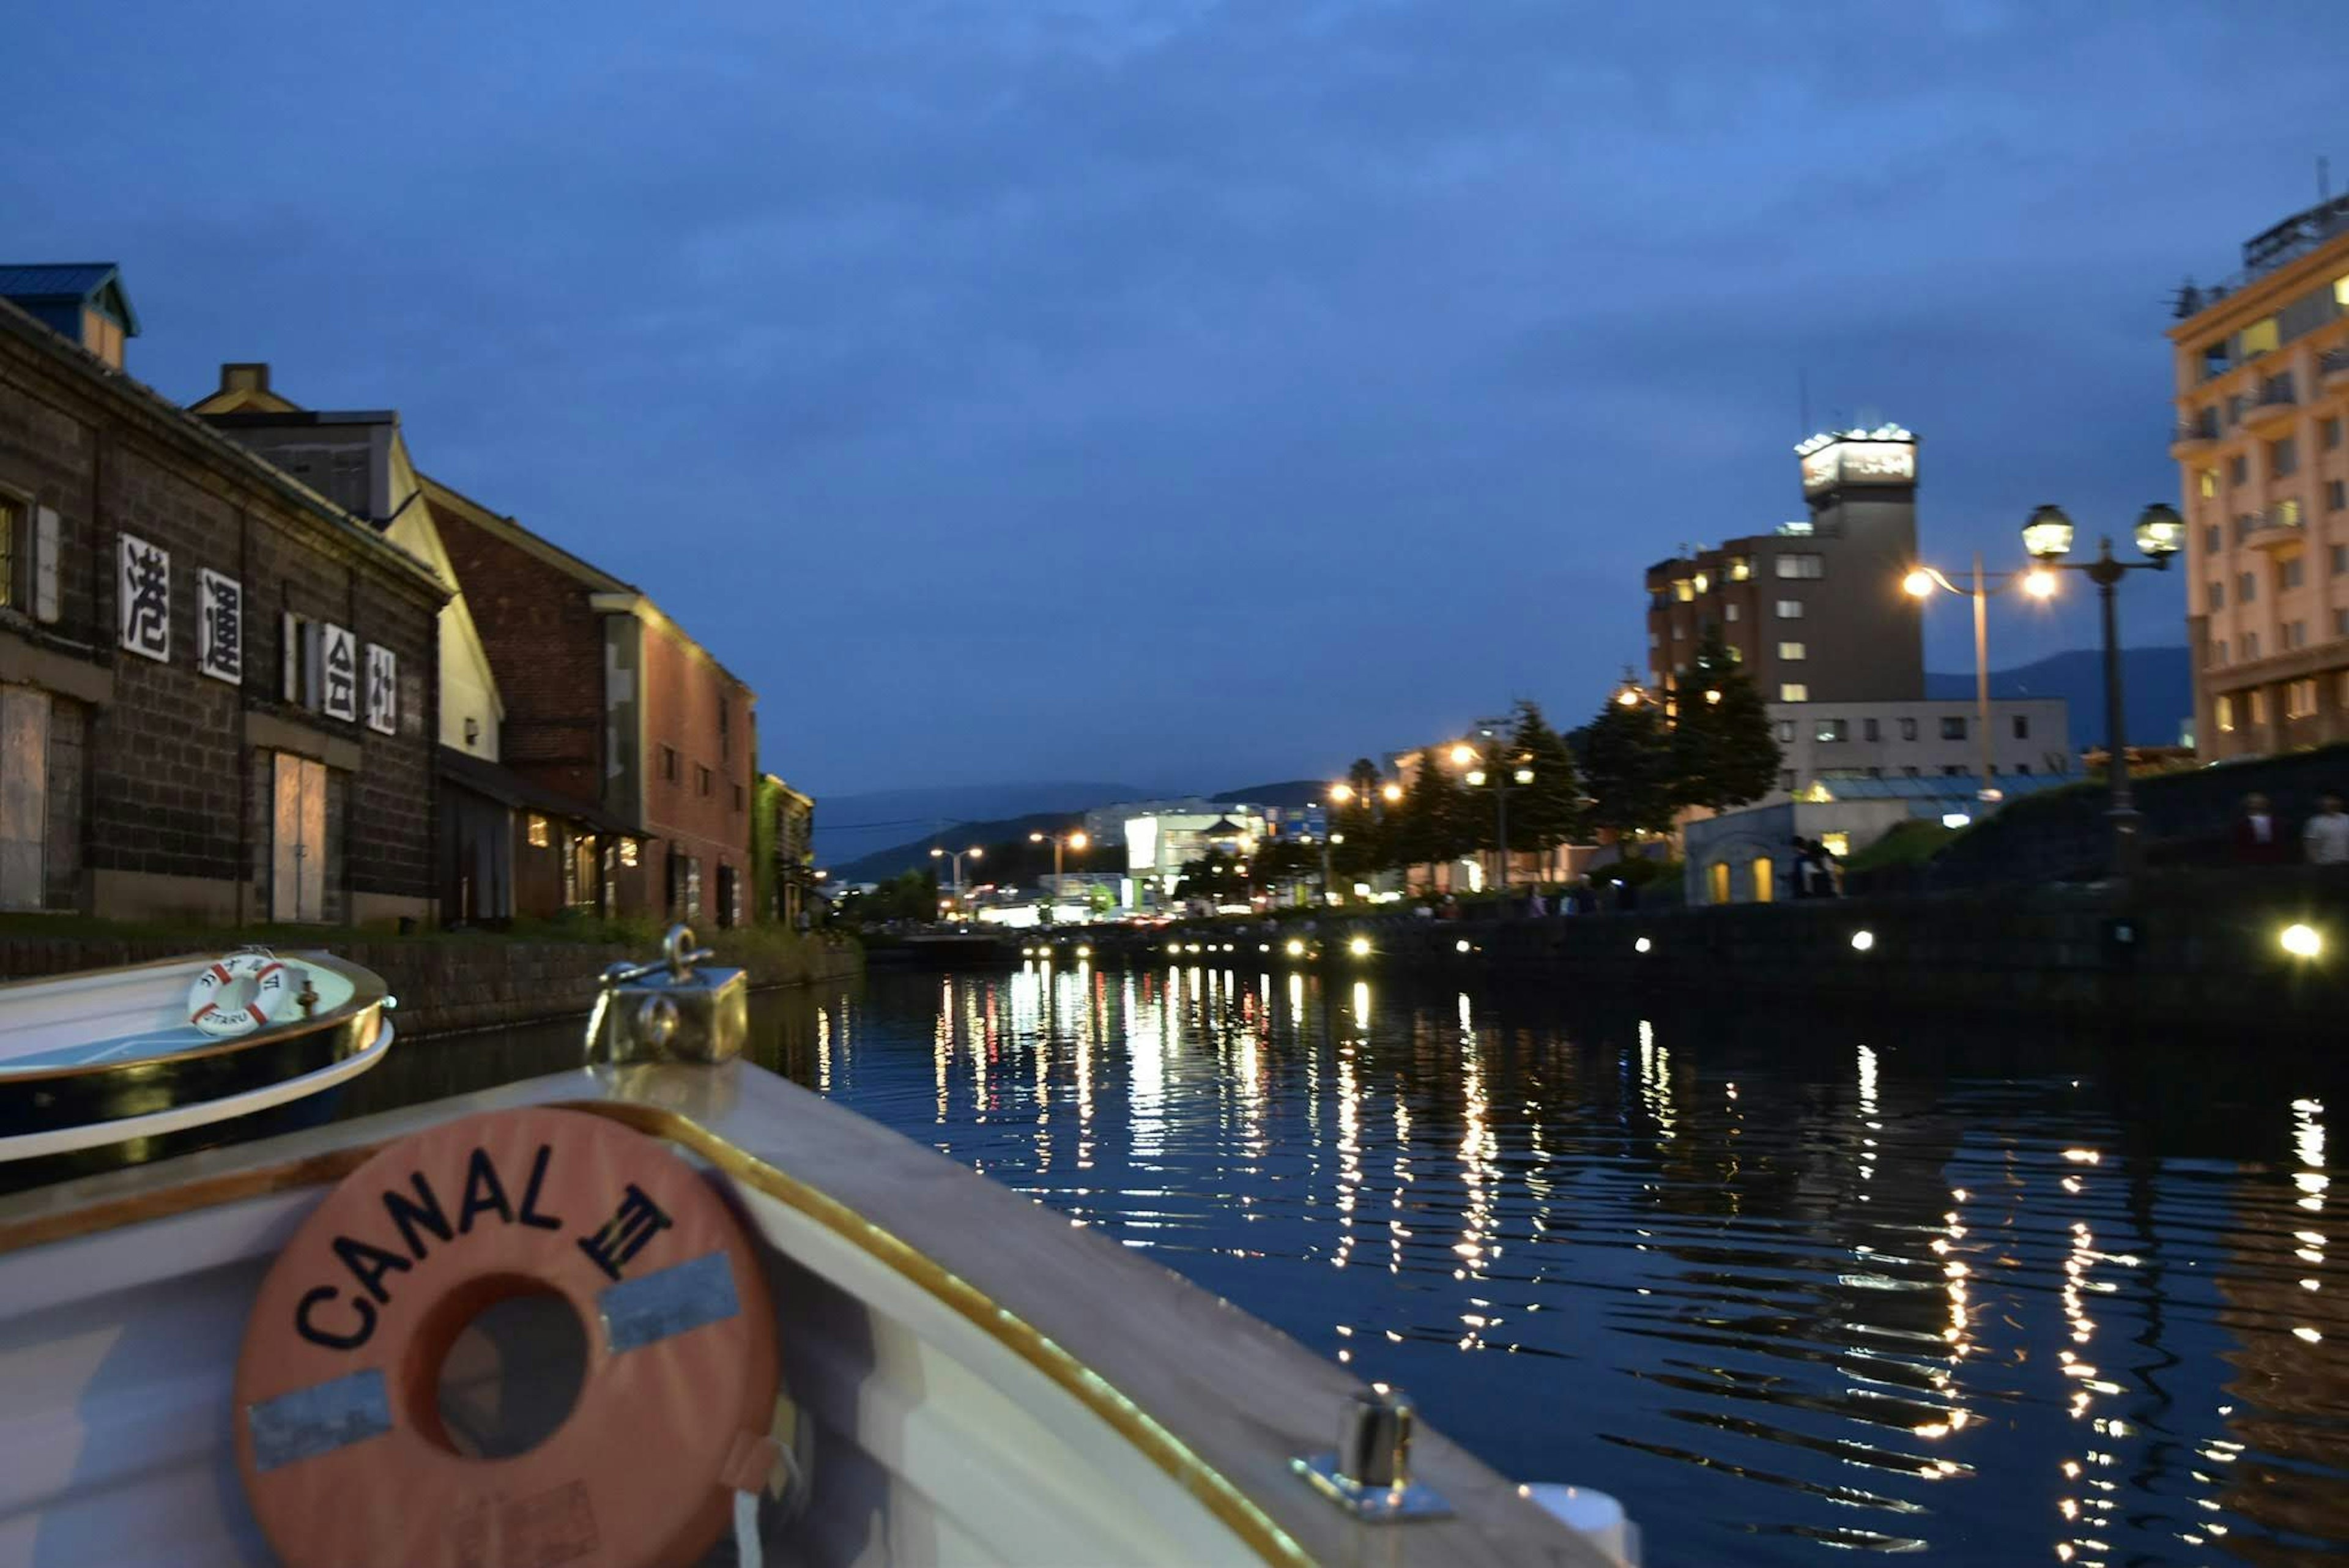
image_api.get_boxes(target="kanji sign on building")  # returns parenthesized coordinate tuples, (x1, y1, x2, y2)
(365, 643, 398, 735)
(319, 623, 358, 722)
(117, 533, 171, 663)
(198, 570, 243, 685)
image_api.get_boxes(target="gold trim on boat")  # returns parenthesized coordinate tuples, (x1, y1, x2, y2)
(582, 1101, 1313, 1568)
(0, 1098, 1312, 1568)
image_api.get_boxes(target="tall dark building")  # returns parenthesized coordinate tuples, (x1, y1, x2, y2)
(1645, 426, 1926, 705)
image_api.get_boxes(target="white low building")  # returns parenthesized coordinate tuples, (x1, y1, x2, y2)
(1765, 696, 2071, 800)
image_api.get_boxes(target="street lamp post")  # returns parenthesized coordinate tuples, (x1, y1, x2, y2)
(2017, 502, 2183, 879)
(1028, 829, 1089, 908)
(1902, 552, 2059, 803)
(1452, 720, 1532, 893)
(928, 843, 984, 896)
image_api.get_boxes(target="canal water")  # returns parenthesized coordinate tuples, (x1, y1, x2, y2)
(349, 965, 2349, 1567)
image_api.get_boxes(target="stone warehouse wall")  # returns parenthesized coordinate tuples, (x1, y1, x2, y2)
(0, 933, 861, 1039)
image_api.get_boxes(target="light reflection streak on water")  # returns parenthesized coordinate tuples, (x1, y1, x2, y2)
(816, 1004, 832, 1094)
(778, 972, 2349, 1566)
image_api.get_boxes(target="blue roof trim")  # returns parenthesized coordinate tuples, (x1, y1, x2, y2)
(0, 262, 139, 336)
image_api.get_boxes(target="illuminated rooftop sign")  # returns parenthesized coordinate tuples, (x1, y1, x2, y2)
(1796, 426, 1917, 495)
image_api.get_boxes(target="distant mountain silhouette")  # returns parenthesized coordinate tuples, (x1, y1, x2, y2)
(1212, 779, 1327, 807)
(812, 781, 1153, 864)
(827, 777, 1332, 882)
(1924, 646, 2191, 749)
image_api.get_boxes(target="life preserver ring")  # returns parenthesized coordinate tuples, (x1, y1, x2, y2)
(233, 1107, 781, 1568)
(188, 953, 291, 1038)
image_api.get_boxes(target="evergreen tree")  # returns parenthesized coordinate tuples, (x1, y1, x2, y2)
(1669, 630, 1781, 811)
(1393, 745, 1474, 870)
(1330, 756, 1386, 875)
(1502, 700, 1586, 853)
(1581, 694, 1679, 839)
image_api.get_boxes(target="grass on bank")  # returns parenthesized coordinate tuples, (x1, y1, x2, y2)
(0, 910, 858, 981)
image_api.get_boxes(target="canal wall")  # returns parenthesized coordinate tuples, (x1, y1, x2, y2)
(0, 930, 863, 1038)
(1314, 866, 2348, 1034)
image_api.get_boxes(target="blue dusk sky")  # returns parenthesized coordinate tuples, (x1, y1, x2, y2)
(9, 2, 2345, 793)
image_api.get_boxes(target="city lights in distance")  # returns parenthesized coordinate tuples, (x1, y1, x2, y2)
(1286, 938, 1307, 957)
(1348, 936, 1372, 957)
(2281, 923, 2323, 959)
(1942, 812, 1972, 829)
(1456, 939, 1472, 954)
(1634, 937, 1652, 954)
(1074, 945, 1091, 959)
(1850, 929, 1876, 952)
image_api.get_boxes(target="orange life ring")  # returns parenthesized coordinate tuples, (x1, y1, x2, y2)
(189, 953, 292, 1038)
(233, 1106, 780, 1568)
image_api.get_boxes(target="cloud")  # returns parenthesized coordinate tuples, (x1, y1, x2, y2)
(11, 0, 2346, 789)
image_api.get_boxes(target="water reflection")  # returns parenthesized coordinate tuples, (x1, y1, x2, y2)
(346, 971, 2349, 1566)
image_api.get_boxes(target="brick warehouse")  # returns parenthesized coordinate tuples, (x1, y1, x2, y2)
(0, 267, 445, 923)
(425, 477, 759, 925)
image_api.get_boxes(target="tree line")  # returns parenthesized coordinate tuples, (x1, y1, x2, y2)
(1191, 629, 1783, 891)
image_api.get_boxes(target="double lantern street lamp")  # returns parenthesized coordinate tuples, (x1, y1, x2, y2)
(1904, 502, 2181, 880)
(1324, 780, 1399, 905)
(2019, 502, 2181, 880)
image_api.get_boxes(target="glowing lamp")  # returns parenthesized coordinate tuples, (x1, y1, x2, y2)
(1449, 743, 1477, 767)
(1850, 929, 1876, 953)
(1348, 936, 1372, 957)
(1902, 568, 1935, 598)
(1381, 782, 1403, 803)
(2134, 503, 2184, 560)
(2022, 504, 2075, 561)
(1285, 938, 1307, 957)
(1329, 782, 1354, 803)
(2281, 923, 2322, 959)
(2024, 568, 2057, 600)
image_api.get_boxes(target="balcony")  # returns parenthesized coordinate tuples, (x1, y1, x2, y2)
(2241, 505, 2307, 551)
(2169, 411, 2221, 455)
(2243, 381, 2299, 433)
(2323, 347, 2349, 389)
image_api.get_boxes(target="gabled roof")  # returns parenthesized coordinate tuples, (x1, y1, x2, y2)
(0, 262, 139, 335)
(420, 472, 637, 595)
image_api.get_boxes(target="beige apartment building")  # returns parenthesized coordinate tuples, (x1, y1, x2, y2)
(2171, 195, 2349, 759)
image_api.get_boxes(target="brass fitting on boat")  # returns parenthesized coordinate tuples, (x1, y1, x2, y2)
(1292, 1384, 1452, 1521)
(585, 925, 749, 1067)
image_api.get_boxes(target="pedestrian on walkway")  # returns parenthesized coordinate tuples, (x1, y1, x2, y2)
(2305, 793, 2349, 865)
(2233, 793, 2291, 865)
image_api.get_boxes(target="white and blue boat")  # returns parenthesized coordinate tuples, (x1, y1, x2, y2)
(0, 950, 395, 1167)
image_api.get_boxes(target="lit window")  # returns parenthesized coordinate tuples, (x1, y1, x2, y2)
(2280, 497, 2304, 527)
(527, 814, 550, 849)
(1727, 556, 1751, 581)
(2216, 695, 2235, 732)
(2248, 689, 2267, 724)
(1820, 832, 1850, 858)
(2241, 316, 2279, 355)
(1775, 554, 1825, 579)
(1726, 604, 1742, 622)
(1727, 644, 1742, 661)
(1816, 718, 1847, 743)
(2338, 276, 2349, 308)
(2199, 468, 2218, 498)
(1776, 599, 1804, 619)
(1751, 857, 1774, 903)
(1779, 641, 1807, 660)
(1779, 683, 1808, 702)
(2287, 678, 2318, 719)
(1674, 579, 1694, 602)
(619, 838, 639, 868)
